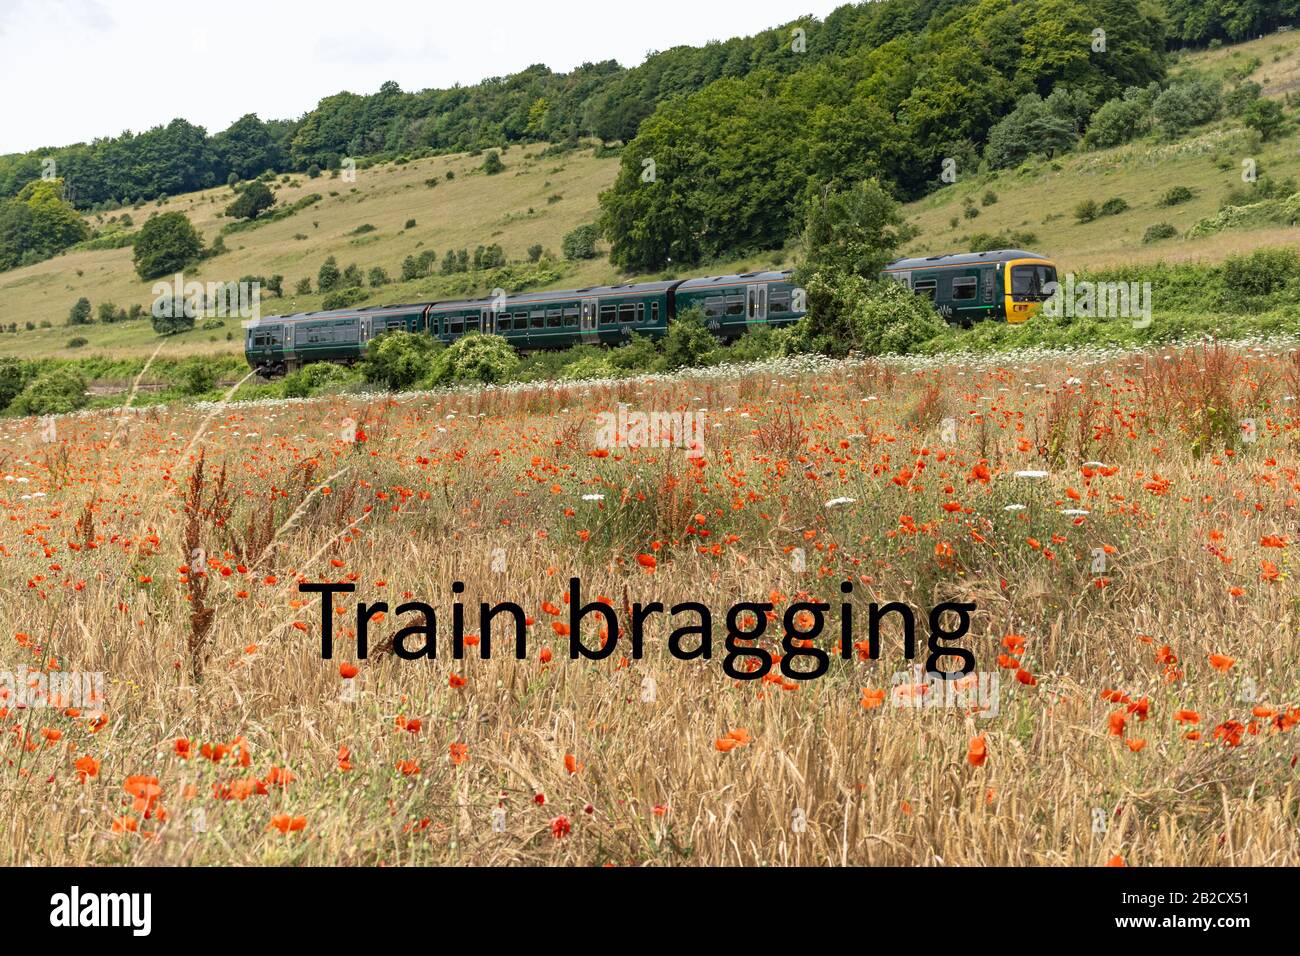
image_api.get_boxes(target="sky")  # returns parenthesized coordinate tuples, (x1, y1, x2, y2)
(0, 0, 845, 155)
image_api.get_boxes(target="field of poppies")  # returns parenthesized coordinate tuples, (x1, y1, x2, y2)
(1, 340, 1297, 866)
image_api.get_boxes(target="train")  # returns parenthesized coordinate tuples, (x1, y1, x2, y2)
(881, 249, 1059, 327)
(245, 270, 805, 375)
(244, 250, 1058, 375)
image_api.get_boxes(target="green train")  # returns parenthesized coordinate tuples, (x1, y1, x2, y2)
(881, 249, 1059, 326)
(245, 271, 806, 376)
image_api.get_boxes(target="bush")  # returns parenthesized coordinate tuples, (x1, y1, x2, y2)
(68, 297, 92, 326)
(1099, 197, 1129, 216)
(0, 358, 29, 411)
(558, 354, 619, 381)
(1074, 199, 1099, 223)
(10, 368, 87, 416)
(482, 151, 504, 175)
(561, 224, 600, 261)
(659, 308, 719, 370)
(1220, 248, 1299, 297)
(321, 287, 368, 310)
(360, 330, 440, 390)
(175, 357, 219, 395)
(787, 274, 945, 358)
(318, 256, 341, 292)
(282, 362, 359, 398)
(1083, 96, 1150, 149)
(133, 212, 203, 280)
(433, 332, 520, 385)
(405, 218, 417, 229)
(1158, 186, 1194, 207)
(1143, 223, 1177, 243)
(225, 181, 276, 220)
(66, 337, 88, 349)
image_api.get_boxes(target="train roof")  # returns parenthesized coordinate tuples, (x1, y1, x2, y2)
(884, 250, 1050, 271)
(676, 270, 793, 290)
(259, 302, 431, 324)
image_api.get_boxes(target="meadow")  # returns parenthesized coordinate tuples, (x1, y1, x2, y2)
(1, 340, 1296, 865)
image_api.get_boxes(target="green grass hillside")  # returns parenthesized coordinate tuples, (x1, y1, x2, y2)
(2, 31, 1299, 365)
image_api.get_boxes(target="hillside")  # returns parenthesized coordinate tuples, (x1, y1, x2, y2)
(2, 29, 1299, 364)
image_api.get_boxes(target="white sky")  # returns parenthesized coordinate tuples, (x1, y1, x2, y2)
(0, 0, 845, 154)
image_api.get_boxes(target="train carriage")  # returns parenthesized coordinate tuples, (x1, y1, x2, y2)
(244, 268, 811, 376)
(881, 250, 1058, 326)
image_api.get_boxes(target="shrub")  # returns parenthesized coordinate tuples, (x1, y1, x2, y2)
(360, 330, 440, 390)
(11, 367, 87, 416)
(482, 151, 504, 175)
(225, 181, 276, 220)
(174, 357, 219, 395)
(1158, 186, 1194, 206)
(321, 287, 368, 310)
(0, 357, 29, 411)
(1099, 197, 1129, 216)
(659, 308, 719, 370)
(368, 266, 390, 287)
(1220, 248, 1299, 297)
(787, 274, 946, 358)
(68, 297, 92, 326)
(405, 218, 417, 229)
(282, 362, 358, 398)
(1074, 199, 1099, 223)
(66, 337, 88, 349)
(559, 354, 619, 381)
(1143, 223, 1177, 243)
(527, 244, 544, 262)
(133, 212, 203, 280)
(317, 256, 341, 292)
(561, 224, 600, 261)
(433, 332, 519, 384)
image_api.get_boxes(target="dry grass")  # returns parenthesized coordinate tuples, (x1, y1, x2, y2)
(0, 342, 1296, 865)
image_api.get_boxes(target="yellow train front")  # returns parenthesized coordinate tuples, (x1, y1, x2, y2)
(881, 249, 1058, 326)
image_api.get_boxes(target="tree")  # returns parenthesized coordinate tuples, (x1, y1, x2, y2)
(984, 93, 1080, 169)
(797, 179, 915, 282)
(68, 297, 92, 326)
(0, 357, 29, 411)
(1243, 98, 1285, 142)
(225, 180, 276, 220)
(0, 179, 90, 271)
(133, 212, 203, 280)
(10, 367, 88, 416)
(482, 150, 504, 175)
(562, 224, 599, 261)
(317, 256, 341, 292)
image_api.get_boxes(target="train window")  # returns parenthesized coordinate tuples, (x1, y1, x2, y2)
(497, 316, 511, 331)
(770, 293, 791, 313)
(449, 319, 464, 335)
(952, 276, 978, 301)
(1011, 264, 1057, 298)
(563, 307, 579, 326)
(651, 301, 659, 323)
(619, 303, 636, 323)
(725, 295, 745, 316)
(913, 279, 938, 301)
(599, 305, 617, 326)
(530, 310, 545, 329)
(703, 297, 723, 318)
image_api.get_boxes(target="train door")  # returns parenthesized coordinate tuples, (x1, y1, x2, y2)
(580, 297, 599, 344)
(481, 308, 494, 335)
(746, 283, 768, 328)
